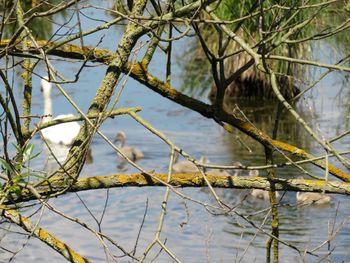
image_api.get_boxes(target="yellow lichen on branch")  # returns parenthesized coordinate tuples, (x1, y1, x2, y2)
(272, 140, 350, 182)
(7, 173, 350, 205)
(2, 209, 91, 263)
(70, 173, 350, 194)
(0, 40, 114, 64)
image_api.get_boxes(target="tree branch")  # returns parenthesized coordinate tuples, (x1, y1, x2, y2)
(2, 208, 92, 263)
(6, 173, 350, 204)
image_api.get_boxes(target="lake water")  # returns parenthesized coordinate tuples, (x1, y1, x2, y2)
(1, 1, 350, 262)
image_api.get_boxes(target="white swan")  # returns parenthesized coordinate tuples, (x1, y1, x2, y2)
(40, 77, 80, 145)
(249, 170, 280, 200)
(172, 153, 209, 173)
(115, 131, 144, 161)
(296, 191, 331, 205)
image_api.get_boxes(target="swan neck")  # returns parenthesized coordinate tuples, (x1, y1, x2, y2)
(173, 152, 179, 163)
(43, 92, 53, 123)
(117, 136, 125, 147)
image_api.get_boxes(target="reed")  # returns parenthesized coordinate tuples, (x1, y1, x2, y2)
(182, 0, 349, 100)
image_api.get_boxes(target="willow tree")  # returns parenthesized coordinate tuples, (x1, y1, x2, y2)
(0, 0, 350, 262)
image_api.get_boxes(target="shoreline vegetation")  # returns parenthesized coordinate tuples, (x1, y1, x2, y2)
(180, 0, 349, 102)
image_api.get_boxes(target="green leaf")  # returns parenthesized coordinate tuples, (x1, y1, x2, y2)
(15, 163, 22, 171)
(12, 143, 22, 153)
(23, 144, 35, 163)
(29, 151, 41, 161)
(9, 185, 21, 196)
(0, 158, 13, 173)
(20, 172, 31, 179)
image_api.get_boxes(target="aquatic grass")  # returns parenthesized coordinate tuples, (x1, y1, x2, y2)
(181, 0, 350, 99)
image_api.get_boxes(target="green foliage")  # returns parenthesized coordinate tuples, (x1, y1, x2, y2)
(0, 158, 13, 175)
(12, 143, 40, 169)
(180, 0, 350, 96)
(0, 143, 42, 195)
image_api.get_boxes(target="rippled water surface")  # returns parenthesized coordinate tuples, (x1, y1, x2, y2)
(1, 1, 350, 262)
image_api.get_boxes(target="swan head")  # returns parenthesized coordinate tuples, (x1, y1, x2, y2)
(40, 76, 52, 95)
(115, 131, 126, 146)
(249, 169, 259, 177)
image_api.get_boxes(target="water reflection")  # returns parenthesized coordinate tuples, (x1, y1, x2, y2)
(43, 142, 71, 174)
(223, 195, 337, 261)
(222, 97, 311, 148)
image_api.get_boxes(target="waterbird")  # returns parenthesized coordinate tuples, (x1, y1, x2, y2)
(249, 170, 280, 200)
(40, 77, 80, 145)
(172, 153, 209, 173)
(296, 191, 331, 205)
(114, 131, 144, 162)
